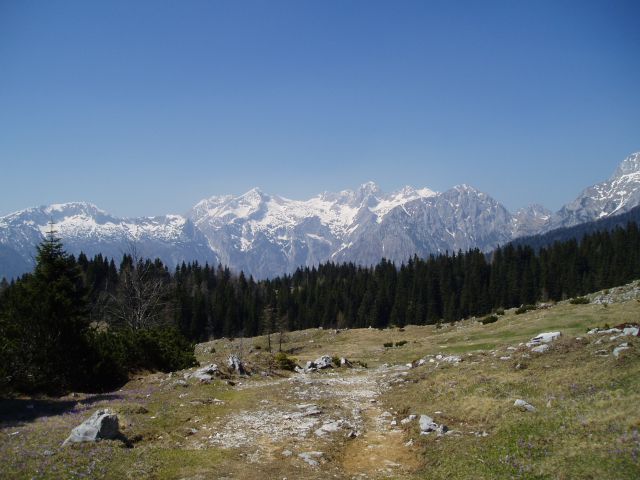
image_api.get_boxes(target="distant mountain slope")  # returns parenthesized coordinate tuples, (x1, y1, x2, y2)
(509, 204, 640, 251)
(548, 152, 640, 230)
(0, 203, 218, 280)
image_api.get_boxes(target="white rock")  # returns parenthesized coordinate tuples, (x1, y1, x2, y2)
(314, 355, 333, 369)
(514, 399, 535, 412)
(62, 410, 120, 445)
(298, 451, 323, 467)
(531, 344, 549, 354)
(185, 364, 220, 382)
(419, 415, 450, 434)
(526, 332, 561, 347)
(613, 345, 630, 358)
(314, 421, 341, 436)
(227, 355, 247, 375)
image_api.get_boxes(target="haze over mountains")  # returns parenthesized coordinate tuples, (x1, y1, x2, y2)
(1, 152, 639, 280)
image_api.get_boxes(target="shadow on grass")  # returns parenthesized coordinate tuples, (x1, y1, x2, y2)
(0, 393, 124, 428)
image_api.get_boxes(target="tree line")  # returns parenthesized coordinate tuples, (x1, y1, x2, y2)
(1, 222, 638, 394)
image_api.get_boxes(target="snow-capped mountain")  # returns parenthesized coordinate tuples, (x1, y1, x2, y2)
(0, 152, 638, 280)
(549, 152, 640, 230)
(0, 202, 218, 280)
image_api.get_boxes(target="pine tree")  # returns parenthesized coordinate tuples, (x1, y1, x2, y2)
(0, 225, 91, 392)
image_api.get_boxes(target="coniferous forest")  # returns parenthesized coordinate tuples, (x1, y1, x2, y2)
(0, 222, 638, 394)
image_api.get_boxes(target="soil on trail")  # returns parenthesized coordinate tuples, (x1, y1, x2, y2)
(186, 364, 423, 479)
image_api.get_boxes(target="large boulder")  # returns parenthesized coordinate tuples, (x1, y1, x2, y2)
(62, 409, 120, 446)
(313, 355, 333, 369)
(435, 354, 462, 364)
(514, 399, 536, 412)
(526, 332, 561, 348)
(227, 355, 248, 375)
(185, 363, 221, 383)
(301, 355, 334, 373)
(419, 415, 448, 435)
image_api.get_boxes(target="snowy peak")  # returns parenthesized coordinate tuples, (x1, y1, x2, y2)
(550, 151, 640, 230)
(612, 152, 640, 179)
(0, 203, 218, 279)
(512, 204, 552, 238)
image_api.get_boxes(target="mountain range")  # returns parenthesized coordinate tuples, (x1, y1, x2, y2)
(1, 152, 639, 280)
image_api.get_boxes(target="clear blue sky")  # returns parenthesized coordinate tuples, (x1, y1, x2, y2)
(1, 0, 639, 217)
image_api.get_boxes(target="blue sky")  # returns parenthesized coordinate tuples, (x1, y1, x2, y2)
(1, 0, 639, 217)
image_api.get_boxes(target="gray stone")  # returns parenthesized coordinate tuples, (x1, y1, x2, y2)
(613, 344, 630, 358)
(298, 451, 323, 467)
(62, 409, 120, 445)
(514, 399, 535, 412)
(185, 364, 220, 383)
(531, 344, 549, 354)
(227, 355, 247, 375)
(435, 354, 462, 364)
(313, 355, 333, 369)
(526, 332, 561, 347)
(314, 420, 342, 436)
(418, 414, 449, 435)
(340, 357, 353, 367)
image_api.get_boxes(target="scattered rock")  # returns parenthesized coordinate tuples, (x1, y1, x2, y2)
(298, 451, 323, 467)
(401, 415, 417, 425)
(302, 355, 334, 373)
(282, 449, 293, 457)
(419, 415, 448, 435)
(227, 355, 248, 375)
(526, 332, 561, 348)
(62, 409, 120, 446)
(435, 354, 462, 364)
(340, 357, 353, 367)
(531, 344, 549, 354)
(313, 355, 333, 369)
(42, 450, 55, 457)
(514, 399, 535, 412)
(613, 344, 630, 358)
(185, 364, 221, 383)
(314, 420, 342, 436)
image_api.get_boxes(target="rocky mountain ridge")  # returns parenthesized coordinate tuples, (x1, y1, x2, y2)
(1, 152, 638, 280)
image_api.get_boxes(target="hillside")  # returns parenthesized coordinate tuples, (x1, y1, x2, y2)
(509, 204, 640, 251)
(1, 281, 639, 479)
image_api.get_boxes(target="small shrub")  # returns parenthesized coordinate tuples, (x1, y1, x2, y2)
(569, 297, 590, 304)
(481, 314, 498, 325)
(331, 355, 341, 366)
(515, 304, 537, 315)
(355, 360, 368, 368)
(395, 340, 408, 347)
(383, 342, 393, 348)
(274, 352, 297, 371)
(254, 345, 262, 350)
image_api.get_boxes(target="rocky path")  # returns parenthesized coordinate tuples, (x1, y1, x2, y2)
(187, 364, 422, 478)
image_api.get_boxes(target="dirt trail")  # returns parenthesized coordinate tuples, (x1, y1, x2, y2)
(191, 364, 422, 478)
